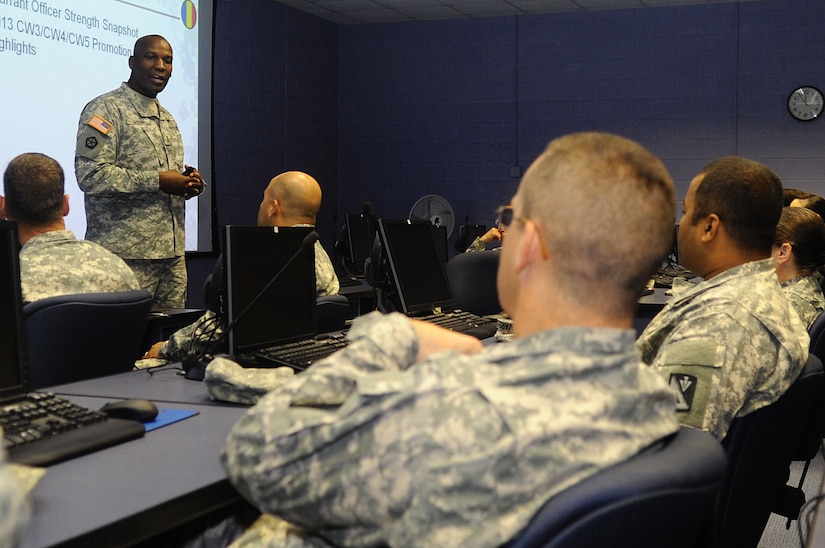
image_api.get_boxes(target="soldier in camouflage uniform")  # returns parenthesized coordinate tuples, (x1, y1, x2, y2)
(74, 35, 203, 309)
(220, 132, 681, 547)
(0, 450, 31, 545)
(772, 206, 825, 329)
(1, 153, 139, 304)
(143, 171, 339, 361)
(637, 157, 809, 441)
(465, 225, 504, 252)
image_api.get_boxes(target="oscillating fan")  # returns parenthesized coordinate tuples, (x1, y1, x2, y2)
(409, 194, 455, 238)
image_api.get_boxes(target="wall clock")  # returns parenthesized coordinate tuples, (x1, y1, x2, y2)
(788, 86, 824, 121)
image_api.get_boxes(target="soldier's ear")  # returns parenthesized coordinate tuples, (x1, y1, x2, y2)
(775, 242, 792, 264)
(62, 194, 70, 217)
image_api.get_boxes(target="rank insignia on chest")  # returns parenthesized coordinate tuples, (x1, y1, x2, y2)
(85, 137, 98, 150)
(87, 114, 113, 135)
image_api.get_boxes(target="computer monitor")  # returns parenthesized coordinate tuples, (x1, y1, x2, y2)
(345, 212, 377, 270)
(672, 223, 682, 266)
(0, 220, 27, 397)
(377, 218, 454, 315)
(222, 226, 316, 356)
(456, 224, 487, 251)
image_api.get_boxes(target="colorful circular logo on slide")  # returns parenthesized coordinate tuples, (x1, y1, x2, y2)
(181, 1, 197, 29)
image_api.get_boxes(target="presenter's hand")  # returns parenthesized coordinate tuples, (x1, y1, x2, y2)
(410, 320, 483, 363)
(159, 167, 205, 199)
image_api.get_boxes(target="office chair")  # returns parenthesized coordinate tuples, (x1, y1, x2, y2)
(315, 294, 349, 334)
(23, 290, 153, 390)
(505, 427, 726, 548)
(713, 353, 824, 548)
(773, 312, 825, 526)
(444, 251, 501, 316)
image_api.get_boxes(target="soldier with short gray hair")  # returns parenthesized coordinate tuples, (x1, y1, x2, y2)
(220, 132, 680, 547)
(0, 152, 139, 304)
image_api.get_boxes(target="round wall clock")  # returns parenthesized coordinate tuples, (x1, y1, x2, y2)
(788, 86, 824, 121)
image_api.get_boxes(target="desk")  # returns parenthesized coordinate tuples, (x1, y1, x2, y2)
(141, 308, 206, 351)
(339, 282, 375, 317)
(49, 368, 235, 408)
(21, 396, 248, 548)
(634, 288, 671, 335)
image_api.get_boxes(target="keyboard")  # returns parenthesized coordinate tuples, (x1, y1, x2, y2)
(2, 392, 145, 467)
(254, 333, 350, 370)
(418, 310, 498, 339)
(653, 265, 696, 288)
(339, 276, 366, 287)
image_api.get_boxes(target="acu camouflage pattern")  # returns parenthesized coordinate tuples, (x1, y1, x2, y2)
(203, 357, 294, 405)
(74, 83, 185, 260)
(0, 449, 31, 546)
(781, 274, 825, 330)
(637, 259, 809, 440)
(158, 240, 340, 361)
(19, 230, 140, 304)
(465, 236, 487, 252)
(222, 311, 679, 547)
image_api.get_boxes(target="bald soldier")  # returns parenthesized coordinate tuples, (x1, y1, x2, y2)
(75, 34, 204, 309)
(220, 133, 680, 547)
(144, 171, 339, 361)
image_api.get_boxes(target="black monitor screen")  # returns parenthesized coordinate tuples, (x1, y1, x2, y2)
(345, 213, 377, 267)
(0, 220, 26, 397)
(223, 226, 316, 355)
(672, 223, 681, 266)
(378, 219, 454, 315)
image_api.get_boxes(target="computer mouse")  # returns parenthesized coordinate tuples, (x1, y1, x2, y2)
(99, 399, 159, 423)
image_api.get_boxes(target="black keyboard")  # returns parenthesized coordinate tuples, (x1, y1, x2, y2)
(2, 393, 145, 467)
(418, 310, 498, 339)
(653, 265, 696, 288)
(255, 333, 350, 370)
(339, 276, 366, 287)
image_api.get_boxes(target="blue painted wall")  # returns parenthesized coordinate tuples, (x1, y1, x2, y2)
(213, 0, 825, 260)
(213, 0, 338, 251)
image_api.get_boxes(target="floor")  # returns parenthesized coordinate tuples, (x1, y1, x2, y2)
(759, 445, 825, 547)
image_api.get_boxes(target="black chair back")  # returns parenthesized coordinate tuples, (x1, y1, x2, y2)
(505, 427, 726, 548)
(714, 353, 824, 547)
(23, 290, 152, 389)
(444, 251, 501, 316)
(315, 294, 349, 334)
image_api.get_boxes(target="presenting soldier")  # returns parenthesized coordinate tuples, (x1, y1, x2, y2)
(74, 34, 203, 309)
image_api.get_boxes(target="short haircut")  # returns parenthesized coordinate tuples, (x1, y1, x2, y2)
(691, 156, 782, 255)
(775, 206, 825, 276)
(784, 188, 811, 207)
(792, 194, 825, 220)
(521, 132, 675, 313)
(133, 34, 170, 56)
(3, 153, 64, 225)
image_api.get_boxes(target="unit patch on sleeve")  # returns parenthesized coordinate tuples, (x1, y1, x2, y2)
(668, 373, 697, 411)
(85, 137, 98, 150)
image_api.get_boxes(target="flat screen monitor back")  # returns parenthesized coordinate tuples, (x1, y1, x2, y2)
(378, 219, 454, 315)
(0, 220, 27, 398)
(345, 213, 376, 269)
(223, 226, 316, 355)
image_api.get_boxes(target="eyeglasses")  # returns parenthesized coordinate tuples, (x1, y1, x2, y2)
(495, 205, 549, 260)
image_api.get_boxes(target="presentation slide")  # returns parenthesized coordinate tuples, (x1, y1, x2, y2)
(0, 0, 213, 250)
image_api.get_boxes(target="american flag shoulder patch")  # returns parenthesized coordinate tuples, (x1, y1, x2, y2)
(87, 114, 113, 135)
